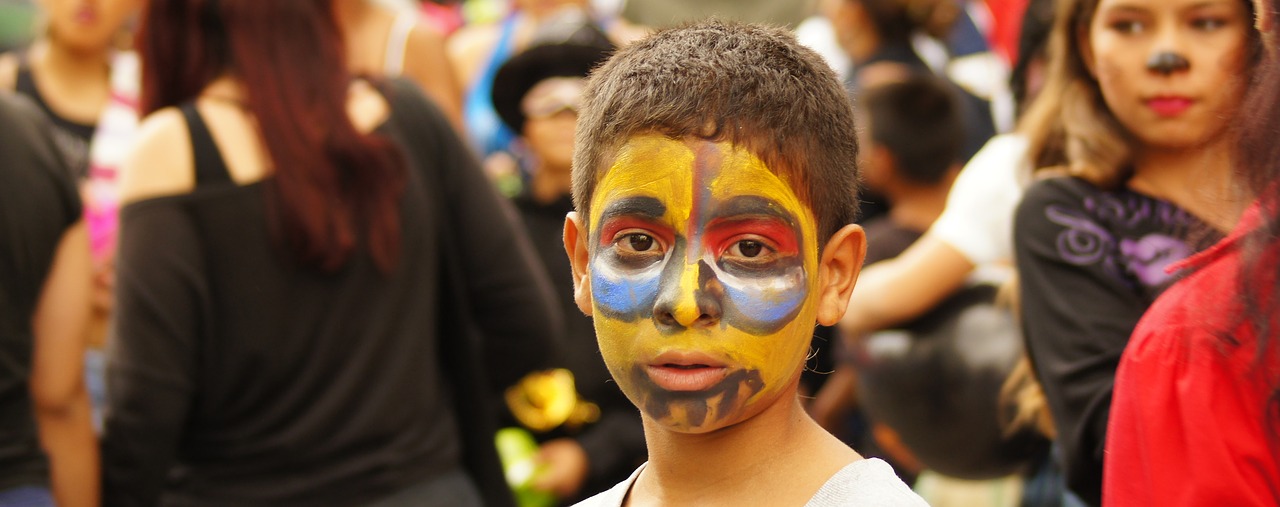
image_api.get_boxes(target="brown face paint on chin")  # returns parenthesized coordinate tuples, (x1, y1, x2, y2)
(628, 365, 765, 429)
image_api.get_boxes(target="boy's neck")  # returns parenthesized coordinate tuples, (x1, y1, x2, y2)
(631, 389, 861, 506)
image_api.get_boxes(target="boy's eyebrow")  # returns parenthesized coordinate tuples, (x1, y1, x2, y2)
(598, 196, 668, 222)
(707, 195, 800, 227)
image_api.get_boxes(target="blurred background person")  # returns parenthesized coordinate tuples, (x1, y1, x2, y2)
(820, 0, 997, 224)
(448, 0, 642, 193)
(337, 0, 466, 132)
(0, 0, 144, 431)
(488, 20, 647, 504)
(814, 74, 1051, 507)
(1013, 0, 1257, 503)
(0, 93, 97, 507)
(837, 0, 1054, 377)
(0, 0, 139, 179)
(1104, 0, 1280, 503)
(101, 1, 560, 505)
(823, 0, 1053, 468)
(810, 74, 964, 483)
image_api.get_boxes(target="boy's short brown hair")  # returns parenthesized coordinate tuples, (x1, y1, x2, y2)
(571, 20, 861, 243)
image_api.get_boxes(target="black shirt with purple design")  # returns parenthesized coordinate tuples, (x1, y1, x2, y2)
(1012, 175, 1220, 506)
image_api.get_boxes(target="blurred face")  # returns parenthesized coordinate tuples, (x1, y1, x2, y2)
(522, 77, 583, 173)
(41, 0, 139, 52)
(1085, 0, 1252, 151)
(583, 135, 821, 433)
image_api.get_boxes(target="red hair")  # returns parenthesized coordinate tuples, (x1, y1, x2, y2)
(137, 0, 406, 272)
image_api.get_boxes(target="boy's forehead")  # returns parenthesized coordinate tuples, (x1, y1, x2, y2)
(589, 135, 809, 226)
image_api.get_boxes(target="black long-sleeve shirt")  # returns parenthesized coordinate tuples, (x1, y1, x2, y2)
(1014, 176, 1217, 505)
(0, 93, 83, 493)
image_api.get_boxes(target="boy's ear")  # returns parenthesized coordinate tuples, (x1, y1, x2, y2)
(815, 224, 867, 326)
(563, 212, 594, 316)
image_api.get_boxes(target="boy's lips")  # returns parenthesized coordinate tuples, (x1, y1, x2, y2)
(645, 352, 730, 392)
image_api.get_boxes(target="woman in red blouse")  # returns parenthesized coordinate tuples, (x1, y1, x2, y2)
(1104, 0, 1280, 504)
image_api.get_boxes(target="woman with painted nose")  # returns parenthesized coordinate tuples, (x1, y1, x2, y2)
(1012, 0, 1260, 504)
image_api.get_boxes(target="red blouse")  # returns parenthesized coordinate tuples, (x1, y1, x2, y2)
(1105, 203, 1280, 506)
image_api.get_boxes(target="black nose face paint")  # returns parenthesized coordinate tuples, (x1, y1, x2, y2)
(1146, 51, 1190, 75)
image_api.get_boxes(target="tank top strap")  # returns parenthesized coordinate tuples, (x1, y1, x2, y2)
(13, 52, 38, 99)
(179, 103, 234, 186)
(383, 11, 417, 76)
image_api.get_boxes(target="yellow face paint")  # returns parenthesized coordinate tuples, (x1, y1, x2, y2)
(587, 135, 821, 432)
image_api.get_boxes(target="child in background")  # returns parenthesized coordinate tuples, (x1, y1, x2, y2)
(810, 74, 964, 477)
(563, 21, 927, 506)
(490, 20, 647, 503)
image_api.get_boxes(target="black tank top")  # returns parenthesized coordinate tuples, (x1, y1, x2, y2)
(14, 55, 98, 179)
(178, 103, 235, 187)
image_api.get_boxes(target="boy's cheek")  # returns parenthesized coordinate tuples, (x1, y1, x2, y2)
(588, 254, 663, 320)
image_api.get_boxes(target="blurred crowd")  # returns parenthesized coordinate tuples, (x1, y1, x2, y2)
(0, 0, 1276, 506)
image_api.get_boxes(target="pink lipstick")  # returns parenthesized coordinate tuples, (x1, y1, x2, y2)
(1146, 96, 1194, 117)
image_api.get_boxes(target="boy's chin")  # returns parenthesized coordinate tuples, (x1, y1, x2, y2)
(628, 366, 770, 433)
(648, 405, 758, 434)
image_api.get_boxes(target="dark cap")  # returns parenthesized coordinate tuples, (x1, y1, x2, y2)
(491, 10, 614, 133)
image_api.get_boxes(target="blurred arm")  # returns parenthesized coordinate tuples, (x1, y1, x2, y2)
(30, 220, 97, 507)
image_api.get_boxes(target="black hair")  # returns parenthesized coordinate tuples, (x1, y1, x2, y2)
(573, 20, 861, 242)
(861, 75, 963, 186)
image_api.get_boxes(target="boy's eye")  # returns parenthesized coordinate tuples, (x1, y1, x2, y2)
(721, 237, 777, 263)
(730, 240, 766, 258)
(612, 231, 665, 257)
(623, 233, 658, 253)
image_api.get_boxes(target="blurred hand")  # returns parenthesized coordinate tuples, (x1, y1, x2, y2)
(531, 438, 589, 499)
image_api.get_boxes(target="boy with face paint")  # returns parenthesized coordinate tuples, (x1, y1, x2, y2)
(565, 21, 928, 506)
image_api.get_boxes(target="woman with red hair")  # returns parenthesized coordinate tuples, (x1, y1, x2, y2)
(100, 1, 560, 505)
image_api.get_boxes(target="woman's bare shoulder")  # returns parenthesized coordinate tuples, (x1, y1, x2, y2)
(0, 52, 18, 90)
(120, 107, 195, 204)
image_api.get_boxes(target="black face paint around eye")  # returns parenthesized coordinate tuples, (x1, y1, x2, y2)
(1146, 51, 1190, 75)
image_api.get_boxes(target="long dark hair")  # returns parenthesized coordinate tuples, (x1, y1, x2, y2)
(1234, 2, 1280, 428)
(136, 0, 406, 272)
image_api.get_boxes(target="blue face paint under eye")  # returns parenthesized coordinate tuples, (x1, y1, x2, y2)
(718, 267, 807, 335)
(591, 255, 663, 321)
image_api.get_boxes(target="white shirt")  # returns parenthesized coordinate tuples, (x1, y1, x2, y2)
(925, 134, 1030, 267)
(573, 458, 929, 507)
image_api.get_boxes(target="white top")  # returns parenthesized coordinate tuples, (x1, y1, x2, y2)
(573, 458, 929, 507)
(925, 133, 1029, 266)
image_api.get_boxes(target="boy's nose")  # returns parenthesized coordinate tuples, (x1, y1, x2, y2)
(652, 258, 723, 332)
